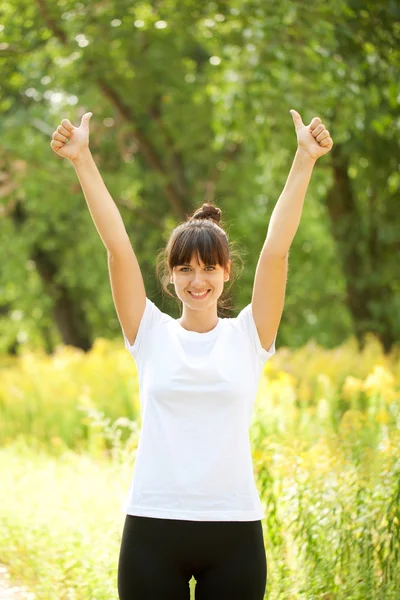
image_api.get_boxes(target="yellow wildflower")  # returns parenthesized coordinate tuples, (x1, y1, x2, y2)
(363, 365, 395, 399)
(342, 376, 364, 401)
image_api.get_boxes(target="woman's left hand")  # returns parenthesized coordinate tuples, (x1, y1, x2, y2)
(290, 109, 333, 160)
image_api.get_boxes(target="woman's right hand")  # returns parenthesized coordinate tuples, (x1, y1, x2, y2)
(50, 112, 93, 162)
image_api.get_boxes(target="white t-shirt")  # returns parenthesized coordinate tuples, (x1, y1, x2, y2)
(121, 297, 276, 521)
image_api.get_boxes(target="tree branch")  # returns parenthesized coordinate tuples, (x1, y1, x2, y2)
(149, 98, 189, 200)
(35, 0, 67, 43)
(202, 141, 243, 204)
(117, 197, 164, 230)
(96, 79, 186, 220)
(34, 0, 188, 222)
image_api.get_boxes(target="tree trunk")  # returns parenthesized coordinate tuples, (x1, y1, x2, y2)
(325, 144, 394, 353)
(31, 247, 93, 351)
(11, 199, 93, 352)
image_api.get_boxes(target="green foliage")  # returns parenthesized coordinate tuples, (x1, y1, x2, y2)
(1, 0, 399, 352)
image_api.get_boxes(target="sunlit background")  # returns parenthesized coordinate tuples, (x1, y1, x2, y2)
(1, 1, 399, 598)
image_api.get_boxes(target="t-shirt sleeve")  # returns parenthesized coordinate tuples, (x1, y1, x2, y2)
(122, 297, 168, 361)
(236, 303, 277, 365)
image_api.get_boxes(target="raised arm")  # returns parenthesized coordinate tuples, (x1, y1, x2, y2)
(252, 110, 334, 352)
(50, 113, 131, 256)
(50, 113, 146, 345)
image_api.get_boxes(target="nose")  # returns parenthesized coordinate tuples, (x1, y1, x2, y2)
(191, 271, 207, 288)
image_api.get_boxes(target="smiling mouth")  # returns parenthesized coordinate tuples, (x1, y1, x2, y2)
(188, 290, 211, 299)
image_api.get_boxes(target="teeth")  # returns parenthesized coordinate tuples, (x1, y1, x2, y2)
(190, 291, 208, 296)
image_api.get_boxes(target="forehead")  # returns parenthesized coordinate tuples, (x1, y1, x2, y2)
(178, 259, 218, 266)
(176, 252, 219, 266)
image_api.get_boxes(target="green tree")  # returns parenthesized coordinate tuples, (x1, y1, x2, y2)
(1, 0, 398, 354)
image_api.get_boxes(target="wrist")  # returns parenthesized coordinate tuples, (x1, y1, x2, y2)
(71, 148, 92, 167)
(295, 148, 317, 165)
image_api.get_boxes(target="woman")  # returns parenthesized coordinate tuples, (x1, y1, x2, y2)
(50, 110, 333, 599)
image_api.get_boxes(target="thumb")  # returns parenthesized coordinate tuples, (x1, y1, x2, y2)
(290, 109, 304, 131)
(80, 112, 93, 130)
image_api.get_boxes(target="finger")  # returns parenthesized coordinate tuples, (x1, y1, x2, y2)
(57, 125, 70, 137)
(289, 109, 304, 132)
(309, 117, 322, 132)
(311, 123, 325, 138)
(320, 137, 333, 148)
(50, 140, 63, 151)
(316, 130, 330, 143)
(61, 118, 74, 132)
(53, 132, 68, 143)
(79, 111, 93, 130)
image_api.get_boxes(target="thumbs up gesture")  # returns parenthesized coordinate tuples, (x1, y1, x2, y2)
(50, 112, 93, 162)
(290, 110, 333, 161)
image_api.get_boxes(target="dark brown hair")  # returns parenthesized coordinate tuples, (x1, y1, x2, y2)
(156, 203, 244, 316)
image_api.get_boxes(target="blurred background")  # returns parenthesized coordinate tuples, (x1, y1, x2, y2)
(1, 0, 399, 354)
(1, 1, 400, 599)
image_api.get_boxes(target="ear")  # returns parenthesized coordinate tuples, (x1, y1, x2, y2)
(225, 259, 231, 281)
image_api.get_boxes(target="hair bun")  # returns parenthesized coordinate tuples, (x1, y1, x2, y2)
(190, 203, 222, 224)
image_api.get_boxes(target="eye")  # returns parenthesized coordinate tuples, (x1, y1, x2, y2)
(179, 266, 215, 271)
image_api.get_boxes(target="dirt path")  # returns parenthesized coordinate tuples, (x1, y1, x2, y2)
(0, 565, 34, 600)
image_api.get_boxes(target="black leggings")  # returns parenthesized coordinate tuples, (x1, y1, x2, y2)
(118, 515, 267, 600)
